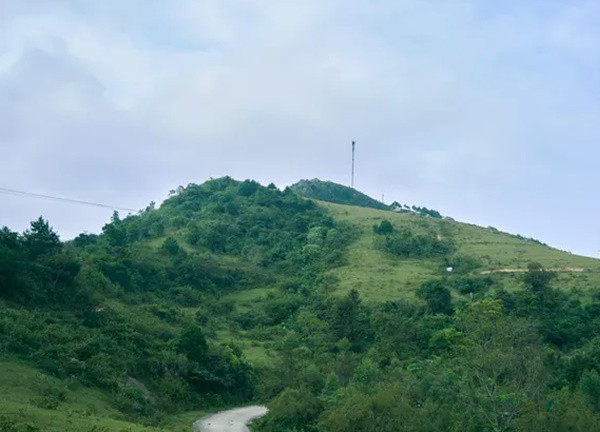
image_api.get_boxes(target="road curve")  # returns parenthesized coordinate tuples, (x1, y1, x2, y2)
(193, 406, 268, 432)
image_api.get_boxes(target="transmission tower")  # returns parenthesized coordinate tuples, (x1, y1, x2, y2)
(351, 141, 356, 188)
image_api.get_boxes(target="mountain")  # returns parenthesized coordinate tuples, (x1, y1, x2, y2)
(289, 178, 390, 210)
(1, 177, 600, 431)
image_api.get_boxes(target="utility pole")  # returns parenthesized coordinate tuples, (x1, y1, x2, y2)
(351, 141, 356, 188)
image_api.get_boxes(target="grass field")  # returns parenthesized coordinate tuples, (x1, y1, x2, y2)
(319, 201, 600, 302)
(0, 358, 213, 432)
(0, 359, 171, 432)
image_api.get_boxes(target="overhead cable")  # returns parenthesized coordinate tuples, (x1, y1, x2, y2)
(0, 187, 138, 212)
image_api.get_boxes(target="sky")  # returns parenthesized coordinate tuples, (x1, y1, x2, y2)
(0, 0, 599, 258)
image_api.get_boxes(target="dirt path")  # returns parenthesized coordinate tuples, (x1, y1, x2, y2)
(480, 267, 588, 275)
(193, 406, 268, 432)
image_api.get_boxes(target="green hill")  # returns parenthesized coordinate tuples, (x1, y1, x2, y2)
(290, 179, 389, 210)
(1, 177, 600, 431)
(320, 201, 600, 302)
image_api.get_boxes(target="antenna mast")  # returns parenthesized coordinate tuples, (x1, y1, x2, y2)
(351, 141, 356, 188)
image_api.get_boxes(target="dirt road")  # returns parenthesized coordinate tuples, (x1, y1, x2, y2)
(193, 406, 268, 432)
(480, 267, 588, 275)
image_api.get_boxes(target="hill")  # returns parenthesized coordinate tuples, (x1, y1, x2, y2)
(2, 177, 600, 431)
(320, 200, 600, 302)
(289, 179, 389, 210)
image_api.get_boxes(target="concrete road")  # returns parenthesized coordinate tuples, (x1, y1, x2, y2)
(193, 406, 268, 432)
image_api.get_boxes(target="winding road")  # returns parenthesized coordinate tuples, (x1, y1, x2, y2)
(193, 406, 268, 432)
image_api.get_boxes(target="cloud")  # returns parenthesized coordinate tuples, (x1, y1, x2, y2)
(0, 0, 598, 256)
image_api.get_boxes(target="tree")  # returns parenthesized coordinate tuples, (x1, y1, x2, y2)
(176, 325, 209, 363)
(23, 216, 61, 258)
(162, 237, 180, 255)
(102, 211, 128, 247)
(373, 220, 394, 235)
(256, 387, 321, 432)
(237, 180, 260, 197)
(0, 229, 23, 297)
(580, 369, 600, 412)
(416, 280, 453, 315)
(523, 262, 556, 302)
(332, 289, 367, 350)
(455, 299, 547, 431)
(0, 227, 20, 249)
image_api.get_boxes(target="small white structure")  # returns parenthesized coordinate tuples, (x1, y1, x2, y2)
(446, 267, 454, 273)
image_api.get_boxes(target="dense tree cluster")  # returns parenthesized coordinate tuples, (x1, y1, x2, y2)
(0, 178, 357, 424)
(0, 218, 81, 305)
(374, 223, 455, 258)
(254, 265, 600, 432)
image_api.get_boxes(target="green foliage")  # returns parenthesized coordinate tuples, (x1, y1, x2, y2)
(516, 389, 600, 431)
(524, 261, 557, 300)
(455, 300, 547, 431)
(391, 202, 444, 218)
(449, 275, 495, 296)
(23, 216, 62, 258)
(161, 237, 180, 255)
(331, 289, 369, 351)
(416, 280, 453, 315)
(102, 211, 128, 248)
(445, 253, 482, 274)
(290, 179, 389, 210)
(2, 177, 600, 432)
(580, 369, 600, 412)
(372, 219, 394, 235)
(377, 227, 455, 258)
(176, 325, 209, 363)
(410, 205, 442, 218)
(255, 387, 322, 432)
(0, 177, 360, 428)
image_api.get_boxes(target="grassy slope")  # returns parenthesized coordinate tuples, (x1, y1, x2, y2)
(0, 360, 188, 432)
(3, 198, 599, 430)
(212, 200, 600, 368)
(319, 201, 600, 302)
(0, 359, 207, 432)
(189, 199, 600, 363)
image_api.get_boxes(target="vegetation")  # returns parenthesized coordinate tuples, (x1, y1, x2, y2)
(0, 177, 355, 430)
(390, 202, 443, 218)
(290, 179, 389, 210)
(1, 177, 600, 431)
(254, 262, 600, 431)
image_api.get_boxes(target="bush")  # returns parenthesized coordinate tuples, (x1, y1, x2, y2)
(377, 227, 455, 258)
(373, 220, 394, 235)
(416, 280, 453, 315)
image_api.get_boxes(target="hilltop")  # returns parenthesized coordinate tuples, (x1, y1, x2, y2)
(290, 178, 445, 218)
(1, 177, 600, 431)
(289, 179, 389, 210)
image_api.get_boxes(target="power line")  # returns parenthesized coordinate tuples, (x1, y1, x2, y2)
(0, 187, 138, 212)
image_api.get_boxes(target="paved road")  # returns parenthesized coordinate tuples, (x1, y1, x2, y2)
(193, 406, 268, 432)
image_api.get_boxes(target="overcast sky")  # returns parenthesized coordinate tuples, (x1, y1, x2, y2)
(1, 0, 598, 258)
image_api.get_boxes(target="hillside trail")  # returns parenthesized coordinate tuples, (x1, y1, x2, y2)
(480, 267, 588, 275)
(193, 406, 268, 432)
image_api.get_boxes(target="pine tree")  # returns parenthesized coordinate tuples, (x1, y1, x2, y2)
(23, 216, 61, 258)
